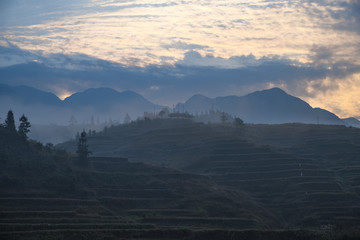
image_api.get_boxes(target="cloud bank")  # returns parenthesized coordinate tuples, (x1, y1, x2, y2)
(1, 45, 360, 118)
(1, 0, 359, 66)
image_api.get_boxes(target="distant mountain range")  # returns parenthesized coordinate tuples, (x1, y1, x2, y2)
(177, 88, 348, 125)
(342, 117, 360, 128)
(63, 87, 159, 113)
(0, 83, 62, 106)
(1, 83, 359, 126)
(0, 84, 163, 124)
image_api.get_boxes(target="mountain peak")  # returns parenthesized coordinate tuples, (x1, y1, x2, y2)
(0, 83, 62, 105)
(188, 94, 209, 100)
(249, 87, 288, 97)
(64, 88, 141, 100)
(62, 87, 162, 113)
(266, 87, 287, 94)
(180, 87, 344, 125)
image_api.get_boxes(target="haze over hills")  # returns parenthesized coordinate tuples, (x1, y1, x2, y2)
(0, 84, 163, 125)
(63, 87, 161, 114)
(57, 118, 360, 232)
(1, 83, 358, 128)
(342, 117, 360, 128)
(177, 88, 346, 125)
(0, 83, 62, 106)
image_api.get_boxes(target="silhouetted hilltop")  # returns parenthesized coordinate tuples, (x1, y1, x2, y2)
(178, 88, 345, 125)
(0, 83, 62, 106)
(0, 84, 163, 125)
(0, 84, 351, 126)
(64, 87, 162, 112)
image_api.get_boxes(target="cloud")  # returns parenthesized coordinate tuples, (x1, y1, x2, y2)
(342, 0, 360, 33)
(1, 0, 358, 68)
(310, 45, 334, 67)
(178, 51, 262, 69)
(0, 42, 41, 67)
(1, 46, 360, 119)
(306, 0, 360, 35)
(149, 86, 160, 91)
(161, 41, 208, 51)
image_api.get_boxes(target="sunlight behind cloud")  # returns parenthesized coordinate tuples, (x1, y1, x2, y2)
(1, 0, 358, 67)
(304, 73, 360, 119)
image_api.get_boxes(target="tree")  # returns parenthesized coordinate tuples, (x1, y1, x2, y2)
(18, 114, 31, 139)
(5, 110, 16, 133)
(221, 112, 228, 124)
(233, 117, 244, 126)
(158, 108, 170, 118)
(124, 113, 131, 124)
(69, 115, 77, 126)
(75, 132, 80, 140)
(76, 130, 92, 167)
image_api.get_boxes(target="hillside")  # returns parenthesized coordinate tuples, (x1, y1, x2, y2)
(2, 119, 360, 238)
(1, 126, 286, 240)
(58, 118, 360, 231)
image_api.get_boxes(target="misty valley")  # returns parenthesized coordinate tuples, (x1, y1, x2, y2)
(1, 86, 360, 240)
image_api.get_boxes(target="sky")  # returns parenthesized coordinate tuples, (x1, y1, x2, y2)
(0, 0, 359, 118)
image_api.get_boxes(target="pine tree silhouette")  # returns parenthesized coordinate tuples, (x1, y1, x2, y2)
(76, 130, 92, 167)
(18, 114, 31, 139)
(5, 110, 16, 133)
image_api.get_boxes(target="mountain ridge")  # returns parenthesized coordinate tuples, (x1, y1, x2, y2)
(177, 87, 346, 125)
(0, 83, 62, 106)
(0, 84, 163, 124)
(0, 83, 356, 126)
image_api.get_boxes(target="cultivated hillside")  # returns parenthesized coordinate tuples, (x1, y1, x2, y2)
(0, 125, 283, 240)
(57, 118, 360, 230)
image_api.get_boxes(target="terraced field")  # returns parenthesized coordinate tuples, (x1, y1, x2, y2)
(57, 119, 360, 229)
(3, 119, 360, 239)
(192, 141, 360, 227)
(1, 156, 278, 239)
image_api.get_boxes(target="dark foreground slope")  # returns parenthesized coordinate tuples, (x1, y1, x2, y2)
(0, 127, 293, 240)
(2, 120, 360, 239)
(57, 118, 360, 232)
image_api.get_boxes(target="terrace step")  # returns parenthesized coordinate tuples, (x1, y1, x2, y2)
(0, 223, 155, 233)
(141, 217, 259, 228)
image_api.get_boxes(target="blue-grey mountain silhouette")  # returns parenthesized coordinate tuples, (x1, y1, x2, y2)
(0, 84, 350, 125)
(342, 117, 360, 128)
(177, 88, 346, 125)
(0, 84, 163, 124)
(63, 87, 160, 112)
(0, 83, 62, 106)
